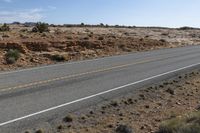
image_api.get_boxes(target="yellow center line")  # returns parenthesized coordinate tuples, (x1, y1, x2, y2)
(0, 57, 162, 93)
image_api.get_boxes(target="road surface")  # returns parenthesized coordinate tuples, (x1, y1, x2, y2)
(1, 45, 200, 132)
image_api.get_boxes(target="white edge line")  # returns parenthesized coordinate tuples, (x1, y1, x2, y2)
(0, 62, 200, 127)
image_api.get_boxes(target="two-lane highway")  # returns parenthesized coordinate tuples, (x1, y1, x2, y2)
(1, 45, 200, 132)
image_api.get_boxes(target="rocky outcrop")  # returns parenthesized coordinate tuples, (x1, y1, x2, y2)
(0, 41, 27, 53)
(23, 41, 50, 51)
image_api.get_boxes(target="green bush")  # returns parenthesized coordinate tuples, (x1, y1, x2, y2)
(5, 49, 20, 64)
(32, 22, 49, 33)
(0, 23, 10, 32)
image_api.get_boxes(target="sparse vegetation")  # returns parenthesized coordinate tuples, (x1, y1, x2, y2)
(19, 70, 200, 133)
(5, 49, 20, 64)
(98, 36, 104, 40)
(157, 111, 200, 133)
(20, 29, 28, 32)
(51, 54, 66, 62)
(178, 26, 197, 30)
(116, 125, 133, 133)
(32, 22, 49, 33)
(0, 24, 200, 72)
(35, 129, 43, 133)
(57, 125, 64, 130)
(0, 23, 10, 32)
(159, 39, 166, 43)
(63, 115, 73, 122)
(2, 34, 10, 38)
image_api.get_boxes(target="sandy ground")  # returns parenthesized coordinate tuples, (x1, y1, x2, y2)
(24, 70, 200, 133)
(1, 25, 200, 71)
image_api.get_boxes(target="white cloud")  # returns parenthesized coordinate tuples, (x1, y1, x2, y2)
(48, 6, 57, 10)
(2, 0, 12, 3)
(0, 8, 44, 23)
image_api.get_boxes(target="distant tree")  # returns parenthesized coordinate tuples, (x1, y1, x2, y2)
(0, 23, 10, 32)
(81, 23, 85, 27)
(32, 22, 49, 33)
(12, 22, 21, 25)
(105, 24, 109, 28)
(178, 26, 195, 30)
(100, 23, 104, 26)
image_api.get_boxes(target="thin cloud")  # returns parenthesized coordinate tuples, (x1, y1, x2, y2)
(48, 6, 57, 10)
(0, 8, 44, 23)
(2, 0, 12, 3)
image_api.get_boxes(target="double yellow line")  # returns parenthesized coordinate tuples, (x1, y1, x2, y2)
(0, 57, 162, 93)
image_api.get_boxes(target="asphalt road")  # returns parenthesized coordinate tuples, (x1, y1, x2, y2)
(1, 45, 200, 132)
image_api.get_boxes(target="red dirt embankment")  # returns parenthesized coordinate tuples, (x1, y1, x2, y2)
(0, 29, 170, 71)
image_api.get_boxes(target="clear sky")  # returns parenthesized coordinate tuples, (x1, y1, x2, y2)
(0, 0, 199, 27)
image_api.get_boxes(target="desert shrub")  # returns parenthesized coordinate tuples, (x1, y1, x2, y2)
(35, 129, 44, 133)
(178, 26, 195, 30)
(2, 34, 10, 38)
(51, 54, 66, 62)
(63, 115, 73, 122)
(32, 22, 49, 33)
(20, 34, 29, 39)
(54, 28, 62, 34)
(20, 29, 28, 32)
(157, 111, 200, 133)
(83, 36, 89, 40)
(5, 49, 20, 64)
(116, 124, 133, 133)
(159, 39, 166, 43)
(161, 33, 169, 36)
(98, 36, 104, 40)
(0, 23, 10, 32)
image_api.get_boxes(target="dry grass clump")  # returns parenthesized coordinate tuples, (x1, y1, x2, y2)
(157, 111, 200, 133)
(5, 49, 21, 64)
(51, 54, 67, 62)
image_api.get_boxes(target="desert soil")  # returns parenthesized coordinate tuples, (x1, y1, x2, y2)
(1, 25, 200, 71)
(25, 70, 200, 133)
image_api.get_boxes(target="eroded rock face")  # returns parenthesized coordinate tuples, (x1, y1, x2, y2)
(76, 40, 103, 49)
(2, 25, 196, 71)
(0, 35, 172, 71)
(0, 41, 27, 53)
(24, 41, 50, 51)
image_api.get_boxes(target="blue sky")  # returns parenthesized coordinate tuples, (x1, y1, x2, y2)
(0, 0, 199, 27)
